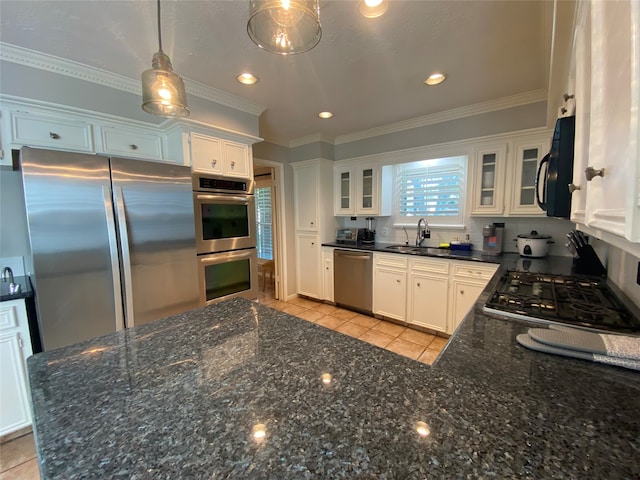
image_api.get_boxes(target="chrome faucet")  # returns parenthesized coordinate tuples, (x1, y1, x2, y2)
(416, 218, 430, 247)
(1, 267, 20, 294)
(402, 227, 409, 245)
(2, 267, 14, 284)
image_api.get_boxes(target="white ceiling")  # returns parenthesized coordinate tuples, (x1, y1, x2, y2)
(0, 0, 552, 145)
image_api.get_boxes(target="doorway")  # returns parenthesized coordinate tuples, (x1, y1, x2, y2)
(254, 163, 281, 299)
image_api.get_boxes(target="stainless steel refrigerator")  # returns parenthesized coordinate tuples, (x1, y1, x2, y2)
(21, 147, 200, 351)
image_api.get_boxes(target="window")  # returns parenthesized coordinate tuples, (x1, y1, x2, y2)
(394, 155, 467, 227)
(255, 186, 273, 260)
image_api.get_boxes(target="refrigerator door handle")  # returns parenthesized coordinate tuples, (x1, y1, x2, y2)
(114, 186, 135, 328)
(102, 185, 125, 331)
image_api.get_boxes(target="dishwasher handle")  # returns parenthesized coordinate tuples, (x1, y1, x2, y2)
(335, 252, 371, 260)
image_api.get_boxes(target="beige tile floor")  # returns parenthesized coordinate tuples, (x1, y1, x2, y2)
(1, 283, 449, 479)
(256, 283, 449, 365)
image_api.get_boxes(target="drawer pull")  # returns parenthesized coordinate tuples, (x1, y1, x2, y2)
(417, 282, 421, 287)
(211, 159, 217, 167)
(230, 161, 235, 168)
(568, 183, 581, 193)
(129, 144, 138, 150)
(49, 132, 60, 140)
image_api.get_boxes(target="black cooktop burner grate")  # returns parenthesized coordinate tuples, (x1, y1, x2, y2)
(484, 270, 640, 334)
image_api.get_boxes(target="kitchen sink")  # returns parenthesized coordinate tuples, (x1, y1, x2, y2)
(385, 245, 420, 253)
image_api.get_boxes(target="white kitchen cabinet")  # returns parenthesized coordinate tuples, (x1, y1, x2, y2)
(407, 257, 449, 332)
(470, 143, 508, 216)
(506, 135, 550, 216)
(449, 261, 498, 333)
(333, 160, 391, 216)
(97, 124, 164, 160)
(9, 110, 94, 153)
(292, 159, 336, 298)
(571, 0, 640, 244)
(322, 247, 334, 302)
(294, 161, 320, 231)
(190, 133, 251, 178)
(295, 234, 322, 299)
(373, 253, 407, 321)
(334, 164, 355, 215)
(0, 300, 33, 437)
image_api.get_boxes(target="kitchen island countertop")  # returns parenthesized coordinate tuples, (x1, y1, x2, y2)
(28, 256, 640, 479)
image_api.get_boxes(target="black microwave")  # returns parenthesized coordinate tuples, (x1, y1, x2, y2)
(535, 116, 575, 218)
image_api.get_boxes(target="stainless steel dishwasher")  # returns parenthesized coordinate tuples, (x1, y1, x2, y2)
(334, 249, 373, 313)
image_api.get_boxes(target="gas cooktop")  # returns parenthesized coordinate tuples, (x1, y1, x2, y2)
(483, 270, 640, 335)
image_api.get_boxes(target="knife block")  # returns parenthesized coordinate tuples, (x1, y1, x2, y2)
(572, 244, 606, 276)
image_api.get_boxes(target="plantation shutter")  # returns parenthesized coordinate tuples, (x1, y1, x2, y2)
(396, 157, 466, 224)
(255, 187, 273, 260)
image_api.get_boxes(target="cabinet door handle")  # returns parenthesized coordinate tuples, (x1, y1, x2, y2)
(396, 279, 401, 284)
(563, 93, 575, 102)
(460, 290, 464, 295)
(49, 132, 60, 139)
(129, 144, 138, 150)
(417, 282, 421, 287)
(568, 183, 581, 193)
(311, 242, 315, 246)
(211, 159, 217, 167)
(585, 166, 604, 181)
(230, 161, 235, 168)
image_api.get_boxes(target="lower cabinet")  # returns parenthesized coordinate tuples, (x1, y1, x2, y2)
(0, 300, 33, 437)
(295, 234, 322, 299)
(322, 247, 334, 302)
(373, 253, 407, 321)
(449, 262, 499, 333)
(373, 253, 498, 335)
(407, 257, 450, 332)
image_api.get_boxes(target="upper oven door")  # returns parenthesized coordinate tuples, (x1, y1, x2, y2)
(194, 193, 256, 254)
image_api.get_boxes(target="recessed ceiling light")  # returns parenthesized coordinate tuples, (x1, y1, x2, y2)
(237, 73, 258, 85)
(359, 0, 388, 18)
(424, 72, 447, 86)
(318, 111, 333, 119)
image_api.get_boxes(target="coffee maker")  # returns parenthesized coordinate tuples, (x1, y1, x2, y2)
(482, 222, 504, 255)
(362, 217, 376, 245)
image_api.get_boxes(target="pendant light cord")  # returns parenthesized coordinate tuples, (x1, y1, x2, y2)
(156, 0, 163, 53)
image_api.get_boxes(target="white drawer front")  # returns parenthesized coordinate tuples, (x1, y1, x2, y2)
(12, 112, 93, 152)
(0, 305, 18, 331)
(100, 126, 163, 160)
(410, 257, 450, 275)
(452, 262, 498, 280)
(374, 252, 408, 268)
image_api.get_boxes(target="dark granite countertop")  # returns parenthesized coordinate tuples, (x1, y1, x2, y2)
(28, 253, 640, 479)
(0, 275, 34, 301)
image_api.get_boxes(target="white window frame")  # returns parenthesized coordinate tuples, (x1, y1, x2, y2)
(393, 155, 468, 228)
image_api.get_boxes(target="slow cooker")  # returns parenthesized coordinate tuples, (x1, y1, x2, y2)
(515, 230, 554, 258)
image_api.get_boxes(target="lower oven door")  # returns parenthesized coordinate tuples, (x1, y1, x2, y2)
(198, 248, 259, 305)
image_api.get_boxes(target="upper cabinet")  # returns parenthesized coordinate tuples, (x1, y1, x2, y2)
(97, 124, 164, 160)
(570, 0, 640, 247)
(333, 160, 391, 216)
(506, 135, 550, 216)
(470, 144, 507, 216)
(190, 133, 251, 178)
(470, 132, 550, 217)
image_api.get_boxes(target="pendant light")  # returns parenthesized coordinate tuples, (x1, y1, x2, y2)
(247, 0, 322, 55)
(141, 0, 189, 117)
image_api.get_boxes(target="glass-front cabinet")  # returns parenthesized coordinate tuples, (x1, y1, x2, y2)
(333, 161, 391, 216)
(334, 165, 355, 215)
(507, 136, 550, 216)
(470, 144, 507, 216)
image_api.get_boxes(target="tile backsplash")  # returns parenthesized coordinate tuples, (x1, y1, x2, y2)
(336, 215, 578, 257)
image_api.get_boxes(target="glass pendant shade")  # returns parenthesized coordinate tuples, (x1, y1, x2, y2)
(247, 0, 322, 55)
(142, 51, 189, 117)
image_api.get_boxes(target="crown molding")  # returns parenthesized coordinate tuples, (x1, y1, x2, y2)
(333, 89, 547, 145)
(289, 133, 335, 148)
(0, 43, 266, 117)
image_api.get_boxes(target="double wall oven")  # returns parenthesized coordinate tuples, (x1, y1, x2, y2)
(193, 173, 258, 305)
